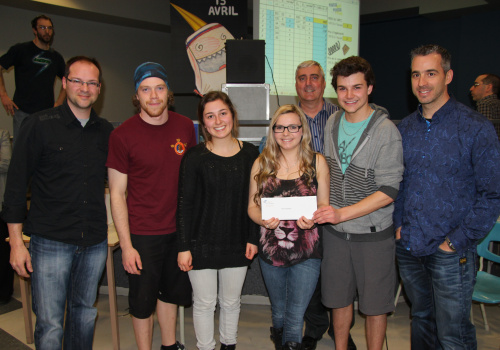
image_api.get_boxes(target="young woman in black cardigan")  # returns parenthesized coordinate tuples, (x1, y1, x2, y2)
(177, 91, 259, 350)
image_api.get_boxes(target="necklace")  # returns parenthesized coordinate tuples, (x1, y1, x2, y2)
(341, 115, 369, 136)
(280, 156, 299, 173)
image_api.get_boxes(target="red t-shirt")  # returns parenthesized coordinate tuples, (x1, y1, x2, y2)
(107, 112, 196, 235)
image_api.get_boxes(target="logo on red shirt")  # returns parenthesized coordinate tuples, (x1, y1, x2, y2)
(171, 139, 187, 155)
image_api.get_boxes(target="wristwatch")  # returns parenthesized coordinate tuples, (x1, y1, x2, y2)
(445, 236, 456, 251)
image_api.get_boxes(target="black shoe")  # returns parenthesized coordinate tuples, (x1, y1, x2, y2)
(160, 342, 185, 350)
(220, 344, 235, 350)
(347, 334, 357, 350)
(301, 336, 317, 350)
(283, 341, 301, 350)
(270, 327, 283, 350)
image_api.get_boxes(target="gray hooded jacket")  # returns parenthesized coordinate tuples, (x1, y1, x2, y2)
(323, 103, 404, 239)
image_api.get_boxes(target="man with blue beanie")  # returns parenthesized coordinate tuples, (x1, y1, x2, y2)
(108, 62, 196, 350)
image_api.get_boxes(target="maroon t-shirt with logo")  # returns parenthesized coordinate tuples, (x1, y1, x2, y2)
(107, 112, 196, 235)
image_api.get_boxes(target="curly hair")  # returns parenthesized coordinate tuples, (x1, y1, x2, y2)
(253, 104, 316, 204)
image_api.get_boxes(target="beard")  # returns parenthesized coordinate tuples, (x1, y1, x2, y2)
(37, 31, 53, 46)
(140, 99, 168, 118)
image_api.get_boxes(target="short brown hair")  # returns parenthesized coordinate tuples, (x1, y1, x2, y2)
(65, 56, 103, 82)
(31, 15, 53, 29)
(410, 44, 451, 72)
(330, 56, 375, 91)
(482, 74, 500, 95)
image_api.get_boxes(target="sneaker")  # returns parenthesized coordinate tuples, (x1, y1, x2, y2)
(175, 341, 186, 350)
(161, 342, 185, 350)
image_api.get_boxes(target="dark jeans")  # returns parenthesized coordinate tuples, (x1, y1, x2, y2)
(12, 109, 29, 146)
(396, 241, 477, 350)
(260, 257, 321, 344)
(30, 235, 107, 350)
(304, 276, 329, 339)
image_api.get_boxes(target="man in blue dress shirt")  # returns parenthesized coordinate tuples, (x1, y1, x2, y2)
(394, 44, 500, 349)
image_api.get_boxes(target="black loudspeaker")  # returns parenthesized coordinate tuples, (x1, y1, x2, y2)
(226, 40, 265, 84)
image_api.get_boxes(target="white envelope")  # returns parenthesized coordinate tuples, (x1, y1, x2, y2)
(261, 196, 317, 220)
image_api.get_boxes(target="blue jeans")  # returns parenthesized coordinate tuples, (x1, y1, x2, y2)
(396, 241, 477, 350)
(259, 257, 321, 344)
(30, 235, 107, 350)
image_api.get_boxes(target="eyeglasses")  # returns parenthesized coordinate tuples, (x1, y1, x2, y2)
(66, 78, 101, 89)
(273, 124, 302, 133)
(472, 82, 483, 87)
(37, 25, 53, 31)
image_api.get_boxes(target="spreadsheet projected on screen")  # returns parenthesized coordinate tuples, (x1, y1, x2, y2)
(255, 0, 360, 98)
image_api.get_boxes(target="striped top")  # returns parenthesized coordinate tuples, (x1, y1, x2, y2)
(301, 100, 339, 154)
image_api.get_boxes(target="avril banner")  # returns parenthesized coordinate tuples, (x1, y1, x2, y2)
(170, 0, 248, 96)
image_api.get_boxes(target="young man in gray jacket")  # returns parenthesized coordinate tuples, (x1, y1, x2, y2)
(313, 56, 404, 350)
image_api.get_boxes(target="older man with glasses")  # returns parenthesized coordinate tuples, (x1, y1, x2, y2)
(470, 73, 500, 139)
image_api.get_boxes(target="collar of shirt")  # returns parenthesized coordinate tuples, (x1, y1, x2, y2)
(59, 100, 101, 128)
(417, 96, 456, 124)
(299, 98, 329, 119)
(478, 94, 499, 104)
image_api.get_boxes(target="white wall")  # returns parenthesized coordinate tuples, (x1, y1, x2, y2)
(31, 0, 170, 25)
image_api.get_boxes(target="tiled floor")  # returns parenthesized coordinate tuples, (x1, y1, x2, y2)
(1, 284, 499, 350)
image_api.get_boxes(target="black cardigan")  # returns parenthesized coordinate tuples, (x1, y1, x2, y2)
(176, 142, 260, 269)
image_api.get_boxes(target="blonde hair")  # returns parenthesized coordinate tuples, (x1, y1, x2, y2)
(253, 104, 316, 204)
